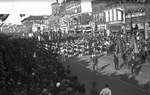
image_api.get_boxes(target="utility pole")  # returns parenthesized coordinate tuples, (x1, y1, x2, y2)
(130, 11, 133, 37)
(123, 3, 127, 44)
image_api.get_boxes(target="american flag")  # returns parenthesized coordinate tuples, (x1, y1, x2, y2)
(20, 14, 25, 18)
(63, 18, 67, 24)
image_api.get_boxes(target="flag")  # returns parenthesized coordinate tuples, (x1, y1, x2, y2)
(129, 35, 135, 49)
(0, 14, 9, 21)
(63, 18, 67, 24)
(133, 40, 139, 54)
(130, 34, 139, 53)
(20, 14, 25, 18)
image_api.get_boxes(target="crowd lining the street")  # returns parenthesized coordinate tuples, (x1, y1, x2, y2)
(0, 33, 88, 95)
(59, 31, 149, 75)
(0, 30, 149, 95)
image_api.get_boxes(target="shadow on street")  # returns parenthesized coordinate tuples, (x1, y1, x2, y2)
(69, 56, 150, 93)
(98, 63, 110, 71)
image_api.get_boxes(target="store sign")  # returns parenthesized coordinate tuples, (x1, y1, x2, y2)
(89, 21, 95, 30)
(97, 24, 106, 30)
(109, 21, 122, 24)
(137, 23, 144, 29)
(109, 25, 121, 31)
(126, 13, 145, 18)
(145, 23, 149, 39)
(105, 8, 123, 23)
(90, 21, 95, 27)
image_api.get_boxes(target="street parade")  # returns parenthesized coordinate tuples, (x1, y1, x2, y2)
(0, 26, 149, 95)
(0, 0, 150, 95)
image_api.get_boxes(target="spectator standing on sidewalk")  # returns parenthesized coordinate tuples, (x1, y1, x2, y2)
(60, 48, 65, 61)
(90, 81, 99, 95)
(113, 52, 119, 70)
(130, 54, 137, 75)
(100, 83, 111, 95)
(122, 51, 128, 69)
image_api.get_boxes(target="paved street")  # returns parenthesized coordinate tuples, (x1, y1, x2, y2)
(62, 54, 150, 95)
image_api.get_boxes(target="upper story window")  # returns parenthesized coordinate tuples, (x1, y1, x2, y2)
(95, 14, 99, 22)
(99, 12, 105, 22)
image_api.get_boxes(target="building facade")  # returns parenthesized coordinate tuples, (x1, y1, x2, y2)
(21, 15, 49, 33)
(65, 0, 92, 33)
(66, 0, 82, 32)
(48, 0, 149, 40)
(145, 0, 150, 40)
(92, 0, 106, 34)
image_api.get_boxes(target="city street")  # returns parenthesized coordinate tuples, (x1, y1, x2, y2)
(62, 54, 150, 95)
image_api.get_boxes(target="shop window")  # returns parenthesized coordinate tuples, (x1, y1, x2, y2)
(73, 8, 75, 14)
(108, 11, 110, 22)
(70, 20, 72, 25)
(95, 14, 99, 22)
(99, 13, 102, 21)
(112, 10, 114, 21)
(116, 10, 118, 21)
(67, 10, 70, 15)
(105, 11, 109, 22)
(70, 10, 72, 15)
(77, 6, 81, 13)
(99, 12, 104, 21)
(79, 6, 81, 12)
(70, 9, 72, 15)
(93, 14, 96, 22)
(77, 7, 79, 13)
(109, 10, 113, 21)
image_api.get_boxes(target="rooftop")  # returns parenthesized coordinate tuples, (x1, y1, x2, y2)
(51, 2, 60, 5)
(21, 15, 49, 22)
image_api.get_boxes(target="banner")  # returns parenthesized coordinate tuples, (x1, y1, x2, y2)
(129, 35, 135, 49)
(146, 1, 150, 20)
(129, 34, 139, 53)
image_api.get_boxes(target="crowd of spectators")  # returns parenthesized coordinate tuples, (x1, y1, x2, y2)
(0, 33, 86, 95)
(0, 27, 149, 95)
(59, 31, 149, 75)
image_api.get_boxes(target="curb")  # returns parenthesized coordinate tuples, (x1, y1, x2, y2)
(66, 57, 150, 95)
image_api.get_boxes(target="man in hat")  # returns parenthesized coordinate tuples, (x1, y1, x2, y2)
(60, 48, 65, 61)
(130, 54, 137, 75)
(91, 53, 98, 72)
(113, 52, 119, 70)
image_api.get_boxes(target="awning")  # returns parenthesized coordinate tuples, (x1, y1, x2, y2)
(108, 25, 121, 31)
(95, 31, 99, 33)
(68, 30, 74, 33)
(86, 31, 92, 33)
(126, 29, 144, 33)
(76, 30, 82, 33)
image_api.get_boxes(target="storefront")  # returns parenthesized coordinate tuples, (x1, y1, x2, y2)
(125, 4, 146, 43)
(105, 7, 124, 37)
(91, 0, 107, 36)
(59, 16, 69, 34)
(92, 11, 106, 35)
(146, 1, 150, 41)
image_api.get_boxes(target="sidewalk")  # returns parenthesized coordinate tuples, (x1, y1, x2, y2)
(69, 53, 150, 92)
(100, 53, 150, 81)
(84, 53, 150, 82)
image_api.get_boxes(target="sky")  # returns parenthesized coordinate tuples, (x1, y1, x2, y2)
(0, 0, 63, 24)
